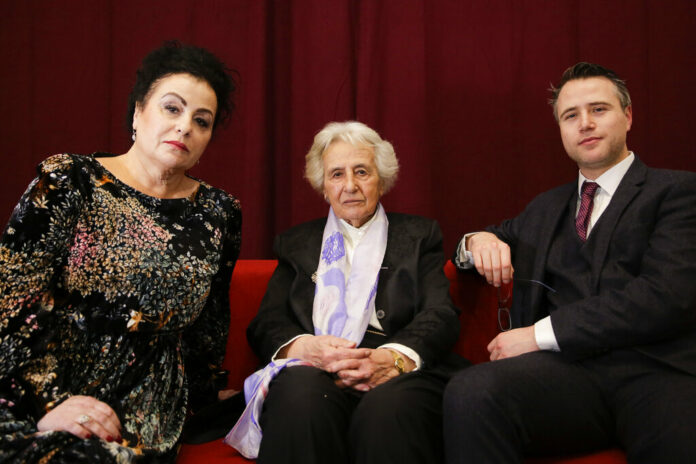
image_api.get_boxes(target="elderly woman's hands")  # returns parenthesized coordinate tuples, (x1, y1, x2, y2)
(37, 395, 122, 442)
(280, 335, 372, 371)
(330, 348, 416, 392)
(280, 338, 416, 392)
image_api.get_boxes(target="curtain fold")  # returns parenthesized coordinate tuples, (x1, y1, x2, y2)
(1, 0, 694, 258)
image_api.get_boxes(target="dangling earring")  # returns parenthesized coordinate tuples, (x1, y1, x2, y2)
(132, 129, 137, 141)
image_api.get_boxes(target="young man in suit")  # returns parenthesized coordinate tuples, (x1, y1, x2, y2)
(444, 62, 696, 463)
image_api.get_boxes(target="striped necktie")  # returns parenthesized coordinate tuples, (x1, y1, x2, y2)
(576, 181, 599, 241)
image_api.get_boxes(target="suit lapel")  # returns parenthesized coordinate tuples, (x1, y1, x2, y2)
(282, 220, 324, 331)
(292, 220, 325, 279)
(374, 215, 413, 332)
(589, 158, 647, 291)
(380, 215, 400, 271)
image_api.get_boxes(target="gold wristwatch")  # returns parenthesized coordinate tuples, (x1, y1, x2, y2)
(389, 349, 405, 375)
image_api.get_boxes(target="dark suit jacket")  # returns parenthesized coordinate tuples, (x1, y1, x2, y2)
(247, 213, 465, 373)
(481, 158, 696, 375)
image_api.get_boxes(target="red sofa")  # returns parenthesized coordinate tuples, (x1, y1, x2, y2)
(177, 260, 626, 464)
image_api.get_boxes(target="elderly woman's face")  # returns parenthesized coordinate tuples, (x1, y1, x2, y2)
(132, 73, 217, 172)
(322, 141, 383, 228)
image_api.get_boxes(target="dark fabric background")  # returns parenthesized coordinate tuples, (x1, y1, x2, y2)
(1, 0, 694, 258)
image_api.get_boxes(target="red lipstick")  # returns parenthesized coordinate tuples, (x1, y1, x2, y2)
(165, 141, 189, 152)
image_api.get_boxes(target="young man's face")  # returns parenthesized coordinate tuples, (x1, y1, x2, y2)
(556, 77, 632, 179)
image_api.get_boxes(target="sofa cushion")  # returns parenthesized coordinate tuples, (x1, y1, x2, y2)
(177, 260, 626, 464)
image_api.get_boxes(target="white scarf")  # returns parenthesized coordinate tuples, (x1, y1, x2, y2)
(224, 205, 388, 458)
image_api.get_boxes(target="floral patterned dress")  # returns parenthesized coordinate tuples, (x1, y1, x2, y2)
(0, 153, 241, 463)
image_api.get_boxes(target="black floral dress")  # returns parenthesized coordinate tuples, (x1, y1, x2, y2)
(0, 153, 241, 463)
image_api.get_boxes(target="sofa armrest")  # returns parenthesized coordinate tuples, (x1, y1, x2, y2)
(223, 260, 277, 388)
(444, 261, 503, 364)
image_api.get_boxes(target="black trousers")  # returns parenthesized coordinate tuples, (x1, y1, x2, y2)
(443, 350, 696, 463)
(257, 365, 447, 464)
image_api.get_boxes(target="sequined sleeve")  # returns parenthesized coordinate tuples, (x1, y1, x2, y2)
(0, 154, 86, 436)
(181, 196, 242, 410)
(0, 154, 85, 376)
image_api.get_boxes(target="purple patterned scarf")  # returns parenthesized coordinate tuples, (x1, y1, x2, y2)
(224, 205, 388, 458)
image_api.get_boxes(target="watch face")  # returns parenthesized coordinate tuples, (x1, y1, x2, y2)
(389, 350, 405, 373)
(394, 357, 405, 373)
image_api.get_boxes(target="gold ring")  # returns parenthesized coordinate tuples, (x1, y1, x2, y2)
(76, 414, 91, 425)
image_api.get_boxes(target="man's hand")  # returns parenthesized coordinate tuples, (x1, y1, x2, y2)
(280, 335, 372, 370)
(468, 232, 513, 287)
(487, 327, 539, 361)
(37, 395, 122, 442)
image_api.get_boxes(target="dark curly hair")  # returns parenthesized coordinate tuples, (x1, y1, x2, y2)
(549, 62, 631, 121)
(126, 41, 236, 133)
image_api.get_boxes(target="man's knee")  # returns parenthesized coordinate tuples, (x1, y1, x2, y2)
(444, 364, 508, 418)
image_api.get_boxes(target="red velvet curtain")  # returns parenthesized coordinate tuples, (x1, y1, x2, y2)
(1, 0, 694, 258)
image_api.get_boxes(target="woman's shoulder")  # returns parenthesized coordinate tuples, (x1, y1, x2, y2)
(195, 181, 242, 228)
(386, 212, 438, 229)
(37, 153, 108, 177)
(32, 153, 103, 191)
(38, 153, 83, 172)
(198, 181, 240, 207)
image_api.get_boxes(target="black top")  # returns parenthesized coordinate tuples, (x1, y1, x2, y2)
(0, 153, 241, 462)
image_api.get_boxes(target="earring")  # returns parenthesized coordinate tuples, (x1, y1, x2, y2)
(132, 129, 137, 141)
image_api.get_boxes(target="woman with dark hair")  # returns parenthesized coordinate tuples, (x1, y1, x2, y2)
(0, 42, 241, 462)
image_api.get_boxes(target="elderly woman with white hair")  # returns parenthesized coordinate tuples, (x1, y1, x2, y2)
(225, 121, 467, 464)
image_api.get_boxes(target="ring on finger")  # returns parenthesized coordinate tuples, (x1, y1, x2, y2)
(76, 414, 91, 425)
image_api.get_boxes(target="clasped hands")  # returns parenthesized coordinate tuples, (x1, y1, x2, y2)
(468, 232, 540, 361)
(282, 335, 413, 392)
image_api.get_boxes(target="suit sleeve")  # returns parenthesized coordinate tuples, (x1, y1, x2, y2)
(386, 220, 461, 367)
(246, 234, 313, 364)
(551, 172, 696, 358)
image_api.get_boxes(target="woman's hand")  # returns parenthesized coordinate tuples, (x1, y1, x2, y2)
(332, 348, 415, 392)
(37, 395, 122, 442)
(280, 335, 372, 371)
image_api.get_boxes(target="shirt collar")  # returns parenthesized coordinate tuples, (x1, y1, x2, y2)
(339, 208, 379, 247)
(578, 152, 635, 197)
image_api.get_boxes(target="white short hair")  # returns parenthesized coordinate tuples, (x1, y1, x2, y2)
(304, 121, 399, 195)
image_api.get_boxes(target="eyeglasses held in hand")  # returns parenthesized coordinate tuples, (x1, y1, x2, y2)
(496, 279, 557, 332)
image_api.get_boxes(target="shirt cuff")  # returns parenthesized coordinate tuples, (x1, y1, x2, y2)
(534, 316, 560, 352)
(454, 234, 477, 269)
(271, 334, 312, 361)
(379, 343, 423, 370)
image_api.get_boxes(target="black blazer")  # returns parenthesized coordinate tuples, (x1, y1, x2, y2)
(247, 213, 465, 372)
(482, 158, 696, 374)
